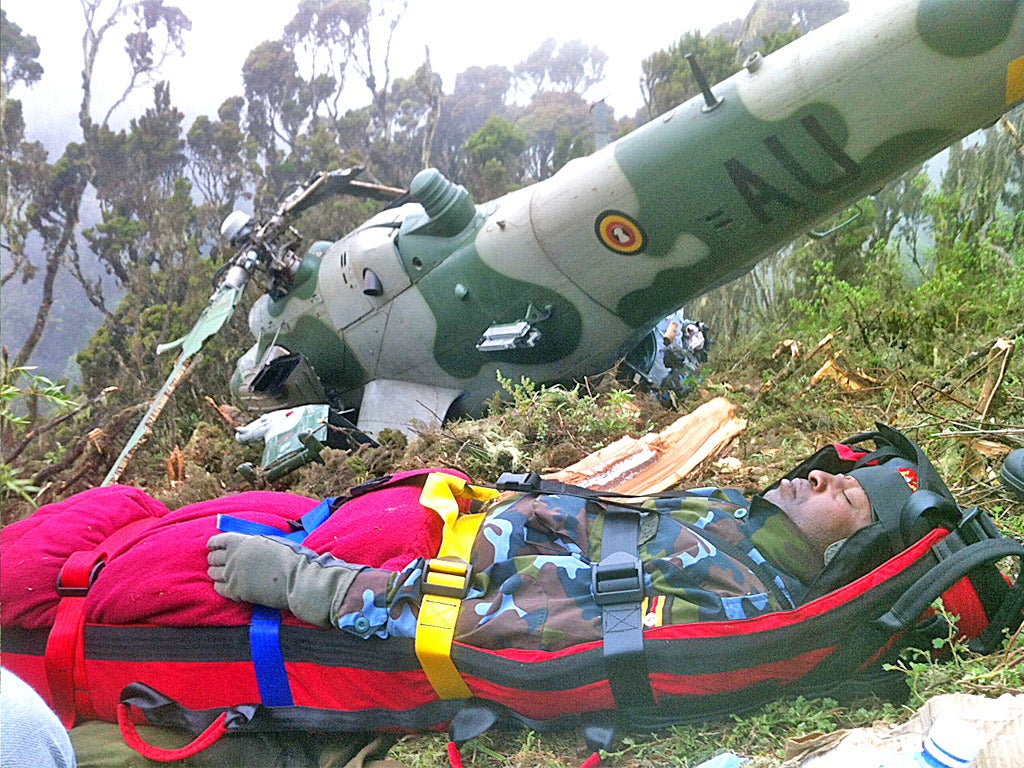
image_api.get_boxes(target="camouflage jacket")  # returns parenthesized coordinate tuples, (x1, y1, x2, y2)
(327, 489, 824, 653)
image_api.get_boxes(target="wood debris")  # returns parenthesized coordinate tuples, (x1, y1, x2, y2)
(772, 339, 804, 361)
(761, 330, 841, 393)
(543, 396, 747, 494)
(804, 357, 880, 393)
(205, 396, 243, 429)
(977, 337, 1014, 421)
(166, 445, 185, 484)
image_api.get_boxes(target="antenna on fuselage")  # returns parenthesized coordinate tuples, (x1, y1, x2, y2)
(685, 54, 724, 112)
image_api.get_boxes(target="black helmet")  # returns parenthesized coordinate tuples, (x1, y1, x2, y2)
(774, 423, 961, 555)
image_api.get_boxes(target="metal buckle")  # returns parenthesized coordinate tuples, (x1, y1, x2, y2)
(421, 558, 473, 600)
(591, 551, 644, 606)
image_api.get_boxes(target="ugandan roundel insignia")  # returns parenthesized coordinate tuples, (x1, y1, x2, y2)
(595, 210, 646, 255)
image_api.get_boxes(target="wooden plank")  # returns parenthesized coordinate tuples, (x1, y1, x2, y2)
(542, 397, 746, 494)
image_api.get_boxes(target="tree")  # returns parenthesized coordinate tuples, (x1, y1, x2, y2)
(375, 58, 443, 180)
(515, 90, 592, 182)
(83, 82, 190, 287)
(241, 39, 305, 160)
(1, 1, 192, 375)
(870, 165, 930, 273)
(0, 11, 43, 89)
(998, 108, 1024, 243)
(432, 64, 513, 181)
(514, 38, 607, 98)
(79, 0, 191, 132)
(284, 0, 366, 121)
(234, 0, 413, 197)
(462, 115, 526, 199)
(1, 10, 45, 301)
(515, 38, 557, 97)
(548, 39, 607, 94)
(186, 97, 253, 214)
(735, 0, 847, 57)
(938, 119, 1020, 244)
(1, 12, 53, 370)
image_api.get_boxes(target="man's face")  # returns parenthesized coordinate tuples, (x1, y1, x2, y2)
(762, 470, 873, 555)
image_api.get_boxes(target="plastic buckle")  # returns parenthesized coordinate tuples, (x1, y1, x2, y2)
(496, 472, 541, 492)
(932, 507, 1001, 560)
(421, 558, 473, 600)
(56, 552, 106, 597)
(349, 474, 393, 497)
(958, 507, 999, 544)
(592, 551, 644, 606)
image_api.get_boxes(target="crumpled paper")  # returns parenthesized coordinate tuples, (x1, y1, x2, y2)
(782, 693, 1024, 768)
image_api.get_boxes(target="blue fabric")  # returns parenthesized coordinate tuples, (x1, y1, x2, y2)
(248, 606, 294, 706)
(215, 498, 336, 707)
(297, 498, 334, 535)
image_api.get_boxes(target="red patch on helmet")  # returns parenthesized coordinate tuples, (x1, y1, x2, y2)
(897, 467, 919, 492)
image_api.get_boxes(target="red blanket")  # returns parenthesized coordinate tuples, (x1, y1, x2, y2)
(1, 469, 463, 630)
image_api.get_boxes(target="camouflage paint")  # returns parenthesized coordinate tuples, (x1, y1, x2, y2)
(917, 0, 1020, 57)
(405, 237, 584, 379)
(263, 314, 368, 398)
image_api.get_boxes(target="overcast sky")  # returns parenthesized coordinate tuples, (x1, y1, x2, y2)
(4, 1, 888, 149)
(4, 0, 765, 137)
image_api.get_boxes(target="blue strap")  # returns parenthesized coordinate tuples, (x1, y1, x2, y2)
(297, 498, 334, 536)
(215, 498, 336, 707)
(216, 497, 335, 542)
(216, 514, 304, 541)
(248, 605, 293, 706)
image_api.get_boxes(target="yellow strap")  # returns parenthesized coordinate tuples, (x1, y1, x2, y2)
(415, 473, 498, 699)
(1009, 56, 1024, 106)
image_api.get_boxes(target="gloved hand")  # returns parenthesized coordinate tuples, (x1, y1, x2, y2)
(208, 532, 293, 608)
(207, 532, 362, 627)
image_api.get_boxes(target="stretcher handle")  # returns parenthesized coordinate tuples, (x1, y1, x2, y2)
(117, 703, 228, 762)
(876, 537, 1024, 654)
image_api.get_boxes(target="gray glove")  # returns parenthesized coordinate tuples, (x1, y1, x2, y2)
(207, 532, 362, 627)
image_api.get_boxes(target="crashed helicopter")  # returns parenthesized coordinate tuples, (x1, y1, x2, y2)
(103, 0, 1024, 483)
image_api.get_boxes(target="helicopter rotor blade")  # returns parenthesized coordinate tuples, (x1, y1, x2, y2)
(101, 279, 248, 486)
(283, 168, 408, 216)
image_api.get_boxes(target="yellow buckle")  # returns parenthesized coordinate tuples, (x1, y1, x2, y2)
(414, 474, 495, 701)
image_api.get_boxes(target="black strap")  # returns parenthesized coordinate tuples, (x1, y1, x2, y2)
(876, 535, 1024, 655)
(592, 506, 653, 710)
(495, 472, 702, 507)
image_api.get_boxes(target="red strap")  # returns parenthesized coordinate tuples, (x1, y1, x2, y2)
(45, 594, 87, 728)
(44, 516, 162, 727)
(447, 741, 465, 768)
(117, 703, 228, 762)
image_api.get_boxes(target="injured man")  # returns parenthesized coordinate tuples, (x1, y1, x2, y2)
(208, 424, 948, 652)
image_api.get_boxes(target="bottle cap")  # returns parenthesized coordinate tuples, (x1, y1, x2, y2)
(923, 716, 983, 768)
